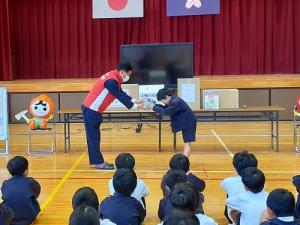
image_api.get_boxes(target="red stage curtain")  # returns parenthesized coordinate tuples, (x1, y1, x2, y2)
(0, 0, 13, 81)
(7, 0, 300, 79)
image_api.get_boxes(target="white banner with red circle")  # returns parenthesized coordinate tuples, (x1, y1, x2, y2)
(93, 0, 144, 19)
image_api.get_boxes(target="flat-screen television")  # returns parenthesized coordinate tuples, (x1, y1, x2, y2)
(120, 43, 194, 87)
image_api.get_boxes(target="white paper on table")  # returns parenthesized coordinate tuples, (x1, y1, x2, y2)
(139, 85, 164, 105)
(181, 83, 196, 103)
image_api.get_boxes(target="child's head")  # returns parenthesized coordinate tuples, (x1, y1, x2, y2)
(164, 170, 187, 193)
(157, 88, 172, 105)
(163, 209, 200, 225)
(266, 188, 295, 218)
(113, 168, 137, 196)
(233, 151, 258, 176)
(170, 182, 199, 212)
(241, 167, 265, 193)
(169, 154, 190, 173)
(7, 156, 28, 176)
(69, 206, 99, 225)
(72, 187, 99, 211)
(115, 153, 135, 170)
(0, 204, 14, 225)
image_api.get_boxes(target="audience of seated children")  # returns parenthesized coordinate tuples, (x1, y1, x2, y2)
(0, 203, 14, 225)
(1, 156, 41, 225)
(260, 188, 300, 225)
(221, 151, 258, 223)
(226, 167, 268, 225)
(158, 170, 187, 221)
(161, 153, 205, 194)
(100, 168, 146, 225)
(71, 187, 115, 225)
(108, 153, 149, 208)
(162, 209, 200, 225)
(162, 153, 206, 213)
(69, 206, 99, 225)
(159, 182, 217, 225)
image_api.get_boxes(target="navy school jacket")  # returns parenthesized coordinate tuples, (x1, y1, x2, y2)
(1, 176, 41, 225)
(153, 96, 197, 133)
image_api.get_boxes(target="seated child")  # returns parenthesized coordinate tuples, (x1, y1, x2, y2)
(69, 206, 99, 225)
(260, 188, 299, 225)
(108, 153, 149, 208)
(1, 156, 41, 225)
(0, 203, 14, 225)
(162, 209, 200, 225)
(292, 175, 300, 218)
(161, 154, 206, 213)
(158, 170, 187, 221)
(72, 187, 115, 225)
(221, 151, 258, 223)
(100, 168, 146, 225)
(150, 88, 197, 157)
(226, 167, 268, 225)
(163, 182, 217, 225)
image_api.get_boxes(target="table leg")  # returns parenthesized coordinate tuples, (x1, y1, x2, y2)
(67, 113, 71, 152)
(159, 116, 162, 152)
(271, 112, 274, 150)
(276, 111, 279, 152)
(64, 113, 67, 153)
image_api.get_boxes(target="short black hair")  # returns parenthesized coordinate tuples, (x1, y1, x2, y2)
(241, 167, 265, 193)
(69, 206, 99, 225)
(170, 183, 199, 212)
(163, 210, 200, 225)
(7, 156, 28, 176)
(164, 170, 187, 191)
(117, 62, 133, 72)
(267, 188, 295, 217)
(169, 154, 190, 173)
(113, 168, 137, 196)
(72, 187, 99, 211)
(0, 203, 14, 225)
(157, 88, 172, 101)
(233, 151, 258, 176)
(115, 153, 135, 170)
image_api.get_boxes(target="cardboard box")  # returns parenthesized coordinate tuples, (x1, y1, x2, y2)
(177, 78, 201, 110)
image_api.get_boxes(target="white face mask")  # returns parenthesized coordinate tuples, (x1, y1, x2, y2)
(122, 75, 130, 82)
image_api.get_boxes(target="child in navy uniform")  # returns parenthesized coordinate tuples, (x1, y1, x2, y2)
(108, 153, 149, 208)
(1, 156, 41, 225)
(150, 88, 197, 157)
(260, 189, 300, 225)
(100, 168, 146, 225)
(0, 203, 14, 225)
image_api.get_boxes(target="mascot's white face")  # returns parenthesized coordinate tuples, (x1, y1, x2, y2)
(31, 100, 51, 117)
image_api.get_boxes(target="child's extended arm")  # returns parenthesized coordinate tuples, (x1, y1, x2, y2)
(153, 101, 179, 116)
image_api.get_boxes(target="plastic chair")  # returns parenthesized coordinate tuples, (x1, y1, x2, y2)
(293, 96, 300, 152)
(27, 114, 56, 155)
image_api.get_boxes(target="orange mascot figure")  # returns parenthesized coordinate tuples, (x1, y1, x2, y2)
(29, 95, 55, 130)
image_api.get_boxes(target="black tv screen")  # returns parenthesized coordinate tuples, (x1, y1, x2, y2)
(120, 43, 194, 87)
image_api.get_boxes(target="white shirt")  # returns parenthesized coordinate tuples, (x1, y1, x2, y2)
(226, 190, 268, 225)
(100, 219, 116, 225)
(157, 214, 218, 225)
(221, 175, 245, 198)
(108, 178, 149, 208)
(196, 213, 218, 225)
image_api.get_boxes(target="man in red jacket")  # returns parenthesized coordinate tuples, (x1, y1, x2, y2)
(82, 62, 144, 170)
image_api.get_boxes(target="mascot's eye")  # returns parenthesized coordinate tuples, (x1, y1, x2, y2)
(43, 108, 47, 111)
(34, 106, 38, 110)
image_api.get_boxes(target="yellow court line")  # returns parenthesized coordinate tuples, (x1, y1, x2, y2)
(39, 152, 86, 213)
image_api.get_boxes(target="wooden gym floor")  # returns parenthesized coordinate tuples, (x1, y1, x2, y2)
(1, 121, 300, 225)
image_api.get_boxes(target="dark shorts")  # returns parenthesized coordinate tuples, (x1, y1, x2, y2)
(182, 124, 197, 143)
